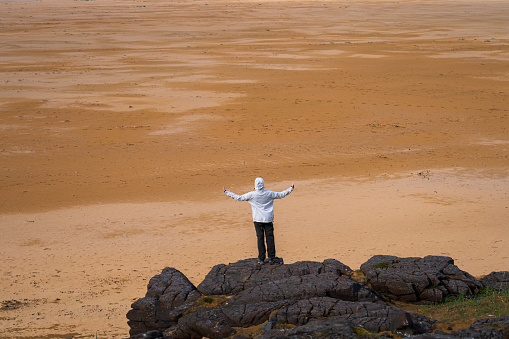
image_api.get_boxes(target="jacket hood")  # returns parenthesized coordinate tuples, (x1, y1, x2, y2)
(254, 177, 265, 190)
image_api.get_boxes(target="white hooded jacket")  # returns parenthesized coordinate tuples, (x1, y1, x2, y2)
(224, 177, 294, 223)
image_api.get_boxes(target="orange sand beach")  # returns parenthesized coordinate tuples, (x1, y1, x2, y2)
(0, 0, 508, 337)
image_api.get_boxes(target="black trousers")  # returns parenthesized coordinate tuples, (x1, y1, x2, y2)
(254, 222, 276, 261)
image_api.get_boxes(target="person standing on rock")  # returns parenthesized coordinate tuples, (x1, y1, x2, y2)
(223, 177, 294, 265)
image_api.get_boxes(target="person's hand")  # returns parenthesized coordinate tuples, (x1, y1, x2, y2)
(223, 186, 226, 192)
(291, 182, 294, 188)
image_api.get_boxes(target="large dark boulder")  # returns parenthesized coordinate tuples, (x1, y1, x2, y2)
(169, 300, 291, 339)
(270, 297, 436, 335)
(197, 258, 352, 295)
(480, 271, 509, 292)
(228, 273, 379, 305)
(197, 258, 378, 306)
(127, 267, 201, 336)
(360, 255, 483, 303)
(169, 306, 236, 339)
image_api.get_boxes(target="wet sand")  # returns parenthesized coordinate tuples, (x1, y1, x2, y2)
(0, 0, 508, 337)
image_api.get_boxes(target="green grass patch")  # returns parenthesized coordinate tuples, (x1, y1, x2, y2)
(183, 295, 228, 315)
(353, 326, 380, 337)
(374, 262, 390, 269)
(201, 296, 214, 304)
(420, 288, 509, 323)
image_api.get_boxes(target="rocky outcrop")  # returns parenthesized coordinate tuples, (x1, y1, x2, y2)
(410, 315, 509, 338)
(127, 267, 201, 335)
(167, 258, 413, 339)
(480, 271, 509, 292)
(270, 297, 435, 334)
(470, 314, 509, 337)
(127, 256, 507, 338)
(127, 258, 438, 338)
(227, 272, 379, 305)
(197, 258, 353, 295)
(360, 255, 483, 303)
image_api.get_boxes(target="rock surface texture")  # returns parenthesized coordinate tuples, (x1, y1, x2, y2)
(360, 255, 483, 303)
(126, 256, 506, 338)
(480, 271, 509, 292)
(126, 267, 201, 334)
(410, 315, 509, 338)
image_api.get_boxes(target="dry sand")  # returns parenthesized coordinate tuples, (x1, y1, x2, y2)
(0, 0, 508, 337)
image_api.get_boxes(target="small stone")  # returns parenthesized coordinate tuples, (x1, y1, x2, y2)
(262, 321, 275, 331)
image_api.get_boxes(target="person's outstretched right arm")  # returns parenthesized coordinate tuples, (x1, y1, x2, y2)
(223, 186, 251, 201)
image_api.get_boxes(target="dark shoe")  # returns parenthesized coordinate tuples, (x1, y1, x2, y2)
(269, 257, 283, 265)
(257, 259, 264, 265)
